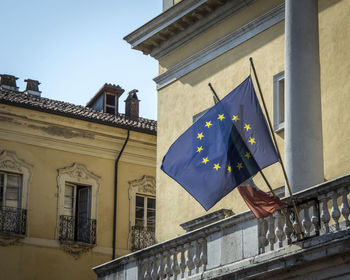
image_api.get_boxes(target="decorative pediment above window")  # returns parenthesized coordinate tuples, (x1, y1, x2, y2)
(57, 163, 100, 186)
(128, 176, 156, 199)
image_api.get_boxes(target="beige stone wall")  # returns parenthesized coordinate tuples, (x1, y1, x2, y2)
(0, 105, 156, 279)
(156, 0, 350, 242)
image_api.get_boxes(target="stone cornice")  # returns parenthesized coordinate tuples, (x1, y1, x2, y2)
(154, 3, 285, 89)
(124, 0, 255, 59)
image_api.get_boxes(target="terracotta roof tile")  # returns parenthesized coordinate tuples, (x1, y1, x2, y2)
(0, 88, 157, 135)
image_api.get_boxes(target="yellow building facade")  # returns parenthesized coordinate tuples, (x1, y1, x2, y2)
(124, 0, 350, 242)
(0, 77, 157, 280)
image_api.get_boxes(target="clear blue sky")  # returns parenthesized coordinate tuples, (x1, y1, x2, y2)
(0, 0, 161, 120)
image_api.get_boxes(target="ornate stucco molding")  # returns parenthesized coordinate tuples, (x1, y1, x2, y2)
(60, 241, 94, 259)
(154, 3, 285, 89)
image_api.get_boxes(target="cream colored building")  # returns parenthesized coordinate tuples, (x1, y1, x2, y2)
(124, 0, 350, 242)
(92, 1, 350, 279)
(0, 75, 157, 280)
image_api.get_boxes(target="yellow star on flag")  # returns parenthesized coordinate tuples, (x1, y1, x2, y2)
(245, 152, 251, 159)
(217, 114, 225, 121)
(197, 132, 204, 140)
(197, 146, 203, 153)
(213, 163, 221, 171)
(248, 137, 256, 145)
(244, 124, 251, 131)
(205, 121, 212, 128)
(236, 162, 243, 170)
(232, 115, 240, 122)
(227, 166, 232, 172)
(202, 157, 209, 164)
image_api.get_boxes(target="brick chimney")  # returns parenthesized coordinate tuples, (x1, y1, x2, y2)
(0, 74, 19, 91)
(24, 79, 41, 97)
(125, 89, 140, 119)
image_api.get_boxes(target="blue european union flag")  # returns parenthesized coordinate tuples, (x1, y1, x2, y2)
(161, 76, 279, 210)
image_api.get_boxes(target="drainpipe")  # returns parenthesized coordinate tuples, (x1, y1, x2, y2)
(112, 129, 130, 259)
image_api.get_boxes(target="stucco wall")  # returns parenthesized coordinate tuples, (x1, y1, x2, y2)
(0, 104, 156, 279)
(156, 0, 350, 242)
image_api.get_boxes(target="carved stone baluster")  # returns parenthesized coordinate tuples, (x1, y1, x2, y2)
(171, 248, 180, 280)
(266, 215, 275, 251)
(302, 204, 312, 237)
(258, 218, 265, 253)
(319, 194, 330, 234)
(283, 209, 293, 245)
(164, 250, 172, 279)
(150, 255, 158, 280)
(199, 238, 207, 271)
(274, 210, 285, 248)
(193, 240, 201, 274)
(157, 252, 165, 279)
(179, 245, 186, 278)
(339, 187, 350, 228)
(143, 257, 151, 280)
(259, 218, 268, 253)
(185, 243, 194, 276)
(330, 191, 341, 231)
(311, 201, 320, 236)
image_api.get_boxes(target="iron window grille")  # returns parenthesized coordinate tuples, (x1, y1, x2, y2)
(0, 206, 27, 235)
(59, 215, 96, 245)
(131, 225, 156, 251)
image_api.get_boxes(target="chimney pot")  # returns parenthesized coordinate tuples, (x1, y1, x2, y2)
(125, 89, 140, 119)
(0, 74, 19, 91)
(24, 79, 41, 97)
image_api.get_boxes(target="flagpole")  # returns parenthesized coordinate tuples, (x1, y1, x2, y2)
(249, 57, 304, 238)
(208, 83, 220, 102)
(207, 81, 299, 237)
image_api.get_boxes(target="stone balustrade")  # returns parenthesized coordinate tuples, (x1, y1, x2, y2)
(259, 176, 350, 253)
(93, 174, 350, 280)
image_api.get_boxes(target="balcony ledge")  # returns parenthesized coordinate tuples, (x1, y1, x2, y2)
(93, 173, 350, 279)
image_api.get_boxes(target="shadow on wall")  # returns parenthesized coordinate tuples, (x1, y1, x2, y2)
(179, 22, 284, 88)
(163, 0, 340, 89)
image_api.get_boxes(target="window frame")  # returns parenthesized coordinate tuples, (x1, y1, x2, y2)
(135, 194, 156, 230)
(0, 171, 22, 208)
(273, 71, 285, 132)
(128, 175, 156, 250)
(0, 151, 32, 211)
(104, 93, 117, 115)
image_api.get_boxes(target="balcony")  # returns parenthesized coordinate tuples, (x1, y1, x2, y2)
(59, 215, 96, 245)
(93, 174, 350, 279)
(0, 207, 27, 236)
(131, 226, 157, 252)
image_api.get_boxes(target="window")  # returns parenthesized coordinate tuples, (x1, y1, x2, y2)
(56, 163, 100, 246)
(0, 151, 32, 237)
(0, 172, 22, 208)
(135, 195, 156, 230)
(105, 93, 116, 115)
(60, 182, 93, 243)
(128, 175, 156, 251)
(273, 71, 285, 131)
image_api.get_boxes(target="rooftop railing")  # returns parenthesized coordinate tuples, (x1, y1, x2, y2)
(93, 174, 350, 280)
